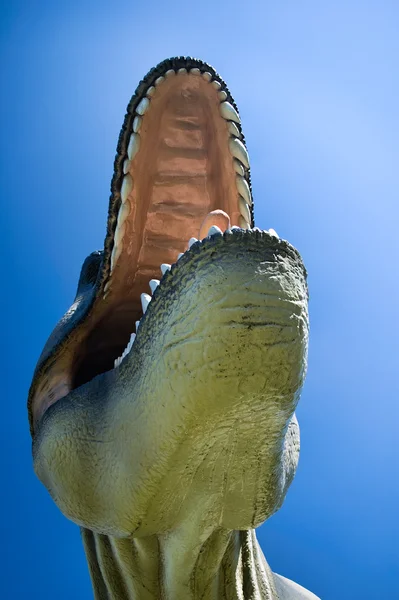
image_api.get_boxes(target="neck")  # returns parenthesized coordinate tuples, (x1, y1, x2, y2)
(81, 525, 278, 599)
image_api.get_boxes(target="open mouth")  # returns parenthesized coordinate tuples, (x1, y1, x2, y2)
(28, 57, 281, 433)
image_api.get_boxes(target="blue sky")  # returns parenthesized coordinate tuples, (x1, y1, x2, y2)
(1, 1, 398, 598)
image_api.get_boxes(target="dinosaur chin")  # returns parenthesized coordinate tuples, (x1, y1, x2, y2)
(28, 58, 309, 539)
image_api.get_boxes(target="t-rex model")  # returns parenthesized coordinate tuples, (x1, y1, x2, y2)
(28, 57, 319, 600)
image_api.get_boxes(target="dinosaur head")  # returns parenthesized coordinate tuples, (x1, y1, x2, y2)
(28, 58, 309, 538)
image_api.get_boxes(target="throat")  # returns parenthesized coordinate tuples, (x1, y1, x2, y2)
(81, 526, 278, 600)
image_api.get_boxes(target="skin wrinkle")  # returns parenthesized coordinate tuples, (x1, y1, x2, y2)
(30, 57, 318, 599)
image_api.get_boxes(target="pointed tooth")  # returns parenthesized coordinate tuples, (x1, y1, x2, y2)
(141, 293, 151, 314)
(229, 138, 249, 168)
(269, 228, 279, 238)
(202, 71, 212, 81)
(111, 243, 123, 271)
(236, 175, 252, 206)
(218, 91, 227, 102)
(136, 97, 150, 116)
(228, 122, 241, 139)
(239, 216, 250, 230)
(208, 225, 223, 236)
(122, 333, 135, 358)
(165, 69, 175, 77)
(155, 76, 165, 86)
(135, 320, 140, 331)
(212, 80, 221, 90)
(114, 357, 121, 368)
(127, 133, 140, 160)
(188, 237, 198, 248)
(233, 159, 245, 175)
(230, 226, 241, 231)
(190, 68, 200, 75)
(117, 201, 131, 228)
(123, 159, 131, 174)
(104, 280, 111, 293)
(149, 279, 160, 293)
(121, 175, 133, 203)
(161, 263, 171, 275)
(146, 86, 155, 98)
(238, 197, 251, 223)
(177, 252, 184, 260)
(133, 116, 142, 133)
(220, 101, 240, 124)
(114, 222, 126, 246)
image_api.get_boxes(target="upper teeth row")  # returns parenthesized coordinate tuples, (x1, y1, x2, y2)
(108, 67, 253, 283)
(113, 225, 279, 368)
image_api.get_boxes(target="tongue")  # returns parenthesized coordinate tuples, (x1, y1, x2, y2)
(199, 209, 231, 239)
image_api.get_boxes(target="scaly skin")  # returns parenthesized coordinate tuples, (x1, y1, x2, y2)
(29, 58, 319, 599)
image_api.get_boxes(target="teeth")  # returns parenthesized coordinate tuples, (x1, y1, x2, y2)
(236, 175, 252, 206)
(233, 159, 245, 176)
(269, 228, 279, 238)
(161, 263, 171, 275)
(141, 293, 151, 313)
(177, 252, 184, 259)
(121, 174, 133, 203)
(208, 225, 223, 236)
(127, 332, 135, 350)
(165, 69, 175, 78)
(111, 243, 122, 271)
(177, 68, 187, 75)
(127, 133, 140, 160)
(123, 159, 131, 174)
(133, 116, 142, 133)
(229, 138, 249, 168)
(136, 97, 150, 116)
(114, 222, 126, 246)
(188, 237, 198, 248)
(212, 80, 221, 90)
(155, 76, 165, 86)
(220, 102, 240, 124)
(239, 216, 250, 230)
(104, 280, 111, 293)
(146, 86, 155, 98)
(202, 71, 212, 81)
(218, 90, 228, 102)
(117, 200, 131, 226)
(149, 279, 160, 293)
(190, 68, 200, 75)
(114, 332, 136, 367)
(135, 320, 140, 331)
(238, 197, 251, 223)
(227, 122, 241, 139)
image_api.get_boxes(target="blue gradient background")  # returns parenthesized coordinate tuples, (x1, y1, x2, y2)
(1, 1, 398, 598)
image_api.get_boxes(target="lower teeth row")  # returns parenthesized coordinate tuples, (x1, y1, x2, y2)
(113, 225, 279, 368)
